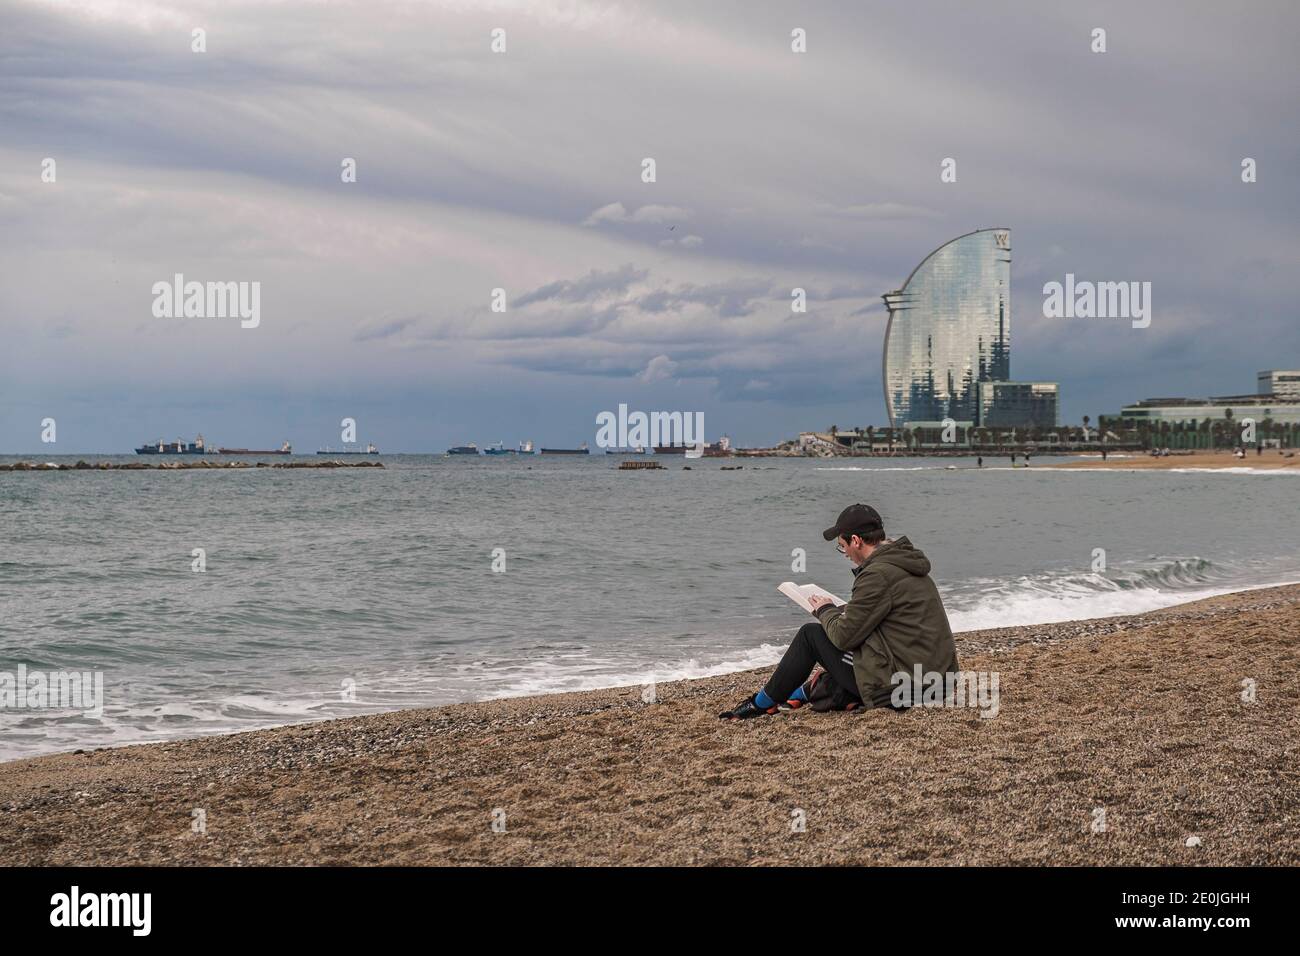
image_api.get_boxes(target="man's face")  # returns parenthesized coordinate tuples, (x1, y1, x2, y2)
(837, 534, 871, 566)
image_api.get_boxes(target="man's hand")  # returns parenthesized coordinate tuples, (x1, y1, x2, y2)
(807, 595, 834, 615)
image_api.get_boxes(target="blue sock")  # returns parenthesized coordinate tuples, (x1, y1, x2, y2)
(789, 685, 808, 703)
(754, 689, 776, 709)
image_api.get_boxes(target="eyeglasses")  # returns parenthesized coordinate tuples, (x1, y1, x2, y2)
(836, 540, 848, 554)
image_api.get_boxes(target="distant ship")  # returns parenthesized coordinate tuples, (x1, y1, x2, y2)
(136, 434, 212, 455)
(221, 441, 292, 455)
(483, 440, 534, 455)
(607, 446, 648, 455)
(447, 443, 480, 455)
(540, 443, 591, 455)
(316, 442, 377, 456)
(653, 445, 688, 455)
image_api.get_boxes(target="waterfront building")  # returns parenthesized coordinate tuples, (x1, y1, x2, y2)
(882, 228, 1011, 427)
(1121, 369, 1300, 428)
(977, 381, 1060, 428)
(1258, 370, 1300, 400)
(1120, 395, 1300, 427)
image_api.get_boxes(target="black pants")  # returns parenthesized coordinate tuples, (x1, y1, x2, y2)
(762, 622, 863, 705)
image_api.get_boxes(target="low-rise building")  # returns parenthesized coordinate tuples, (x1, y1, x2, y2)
(1258, 370, 1300, 401)
(976, 381, 1059, 428)
(1121, 369, 1300, 428)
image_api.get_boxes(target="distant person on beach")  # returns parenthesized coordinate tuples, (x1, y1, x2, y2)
(1102, 448, 1107, 461)
(977, 456, 983, 468)
(720, 504, 959, 719)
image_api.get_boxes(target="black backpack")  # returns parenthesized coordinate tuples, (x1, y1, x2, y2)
(804, 669, 861, 712)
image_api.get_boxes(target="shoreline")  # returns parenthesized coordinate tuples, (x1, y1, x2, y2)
(1, 584, 1296, 865)
(1053, 451, 1299, 471)
(6, 577, 1297, 765)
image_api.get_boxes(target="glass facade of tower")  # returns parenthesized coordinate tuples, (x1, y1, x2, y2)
(882, 229, 1011, 427)
(977, 381, 1059, 428)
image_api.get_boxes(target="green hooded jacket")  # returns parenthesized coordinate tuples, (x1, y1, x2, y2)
(814, 536, 959, 707)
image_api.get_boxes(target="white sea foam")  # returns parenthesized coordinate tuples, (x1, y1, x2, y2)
(945, 581, 1284, 632)
(815, 465, 953, 472)
(479, 642, 789, 700)
(943, 557, 1299, 632)
(1165, 467, 1300, 475)
(5, 574, 1294, 763)
(1030, 466, 1300, 475)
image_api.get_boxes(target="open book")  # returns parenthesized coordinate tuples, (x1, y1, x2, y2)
(778, 581, 847, 614)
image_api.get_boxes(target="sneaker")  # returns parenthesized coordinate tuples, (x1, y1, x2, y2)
(718, 695, 778, 720)
(783, 674, 819, 709)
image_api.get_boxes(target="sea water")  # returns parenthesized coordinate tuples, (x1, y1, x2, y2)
(2, 454, 1297, 759)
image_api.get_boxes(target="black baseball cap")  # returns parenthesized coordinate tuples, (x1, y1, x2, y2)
(822, 503, 884, 541)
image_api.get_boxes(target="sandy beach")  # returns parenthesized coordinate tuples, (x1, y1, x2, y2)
(1, 585, 1296, 866)
(1057, 451, 1300, 471)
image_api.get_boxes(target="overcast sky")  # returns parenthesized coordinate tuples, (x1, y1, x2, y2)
(2, 0, 1296, 452)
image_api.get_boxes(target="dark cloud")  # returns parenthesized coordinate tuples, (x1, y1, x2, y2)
(513, 265, 647, 308)
(354, 316, 417, 342)
(1, 0, 1296, 451)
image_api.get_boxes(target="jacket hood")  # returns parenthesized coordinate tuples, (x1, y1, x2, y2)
(863, 535, 931, 576)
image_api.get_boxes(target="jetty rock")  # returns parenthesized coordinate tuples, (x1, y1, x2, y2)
(2, 459, 385, 472)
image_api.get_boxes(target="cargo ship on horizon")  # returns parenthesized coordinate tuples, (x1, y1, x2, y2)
(483, 440, 534, 455)
(135, 434, 211, 455)
(540, 443, 592, 455)
(316, 442, 378, 455)
(136, 435, 292, 455)
(221, 441, 292, 455)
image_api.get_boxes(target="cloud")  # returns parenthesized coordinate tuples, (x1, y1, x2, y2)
(637, 354, 678, 383)
(354, 316, 417, 342)
(659, 234, 703, 248)
(1, 0, 1296, 451)
(513, 265, 647, 308)
(582, 202, 630, 226)
(583, 202, 694, 226)
(814, 202, 940, 221)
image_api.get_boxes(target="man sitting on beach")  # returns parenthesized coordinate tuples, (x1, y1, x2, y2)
(720, 504, 959, 719)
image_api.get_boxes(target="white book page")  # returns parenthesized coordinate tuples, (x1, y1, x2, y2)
(777, 581, 846, 613)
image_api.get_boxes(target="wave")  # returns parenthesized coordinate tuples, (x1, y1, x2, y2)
(1166, 467, 1300, 475)
(5, 555, 1294, 763)
(0, 645, 797, 762)
(815, 465, 956, 472)
(1032, 466, 1300, 475)
(944, 557, 1295, 631)
(478, 642, 789, 700)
